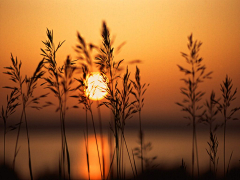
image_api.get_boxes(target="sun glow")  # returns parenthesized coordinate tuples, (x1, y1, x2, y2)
(85, 72, 108, 100)
(79, 135, 110, 180)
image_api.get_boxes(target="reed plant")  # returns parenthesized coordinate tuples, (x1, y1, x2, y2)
(95, 21, 137, 179)
(0, 88, 19, 165)
(212, 75, 240, 178)
(206, 132, 219, 179)
(41, 29, 77, 179)
(3, 54, 46, 180)
(200, 91, 220, 172)
(118, 67, 137, 178)
(95, 21, 122, 179)
(72, 31, 104, 179)
(176, 34, 212, 178)
(131, 66, 149, 174)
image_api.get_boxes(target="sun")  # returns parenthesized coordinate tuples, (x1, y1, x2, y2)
(85, 72, 108, 100)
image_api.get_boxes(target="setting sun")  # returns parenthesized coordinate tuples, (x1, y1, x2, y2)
(85, 72, 108, 100)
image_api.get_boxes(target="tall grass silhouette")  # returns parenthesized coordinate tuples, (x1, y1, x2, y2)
(95, 21, 137, 179)
(200, 90, 220, 175)
(2, 21, 240, 180)
(95, 22, 123, 179)
(72, 31, 103, 179)
(206, 132, 219, 179)
(131, 66, 149, 173)
(41, 29, 77, 179)
(212, 75, 240, 178)
(3, 54, 46, 180)
(176, 34, 212, 178)
(118, 67, 137, 178)
(0, 89, 19, 165)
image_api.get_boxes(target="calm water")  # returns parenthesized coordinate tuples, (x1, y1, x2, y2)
(1, 126, 240, 179)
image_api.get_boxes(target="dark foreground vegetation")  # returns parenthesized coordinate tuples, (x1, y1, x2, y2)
(1, 21, 240, 180)
(1, 162, 240, 180)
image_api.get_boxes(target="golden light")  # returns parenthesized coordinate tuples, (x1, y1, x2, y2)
(79, 135, 110, 180)
(85, 72, 108, 100)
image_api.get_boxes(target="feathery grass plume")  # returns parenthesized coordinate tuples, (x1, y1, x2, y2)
(96, 21, 136, 179)
(212, 75, 240, 178)
(200, 91, 220, 172)
(176, 34, 213, 178)
(72, 66, 103, 180)
(0, 89, 20, 165)
(71, 64, 92, 180)
(41, 29, 76, 180)
(95, 21, 122, 179)
(117, 67, 138, 178)
(3, 54, 24, 171)
(206, 132, 219, 179)
(3, 54, 46, 180)
(73, 31, 104, 179)
(131, 66, 149, 173)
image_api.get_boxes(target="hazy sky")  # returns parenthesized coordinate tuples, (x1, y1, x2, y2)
(1, 0, 240, 127)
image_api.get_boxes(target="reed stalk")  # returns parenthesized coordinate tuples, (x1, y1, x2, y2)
(131, 66, 149, 173)
(95, 22, 140, 179)
(97, 99, 106, 179)
(206, 132, 219, 179)
(0, 89, 19, 166)
(73, 31, 105, 179)
(200, 90, 220, 173)
(212, 75, 240, 178)
(176, 34, 212, 178)
(41, 29, 76, 179)
(95, 21, 124, 179)
(4, 53, 46, 180)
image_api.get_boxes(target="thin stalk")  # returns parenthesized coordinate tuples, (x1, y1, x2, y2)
(121, 131, 135, 179)
(223, 110, 226, 178)
(23, 106, 33, 180)
(227, 151, 233, 175)
(84, 132, 90, 180)
(209, 123, 212, 171)
(109, 53, 120, 179)
(194, 127, 200, 176)
(139, 110, 143, 173)
(86, 108, 89, 147)
(4, 121, 6, 165)
(192, 63, 199, 177)
(59, 97, 65, 179)
(89, 108, 103, 178)
(62, 112, 70, 180)
(107, 147, 116, 180)
(132, 149, 138, 177)
(55, 73, 67, 179)
(109, 118, 114, 180)
(13, 93, 24, 170)
(192, 121, 195, 179)
(63, 84, 71, 180)
(109, 63, 120, 179)
(209, 102, 213, 172)
(115, 119, 120, 179)
(85, 109, 90, 180)
(97, 100, 105, 179)
(120, 130, 124, 179)
(192, 64, 195, 178)
(177, 34, 212, 179)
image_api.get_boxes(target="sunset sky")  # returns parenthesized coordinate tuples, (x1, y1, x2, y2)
(1, 0, 240, 128)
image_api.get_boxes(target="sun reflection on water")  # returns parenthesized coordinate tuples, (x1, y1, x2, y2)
(79, 135, 110, 180)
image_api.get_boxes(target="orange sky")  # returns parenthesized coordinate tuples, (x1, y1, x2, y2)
(1, 0, 240, 126)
